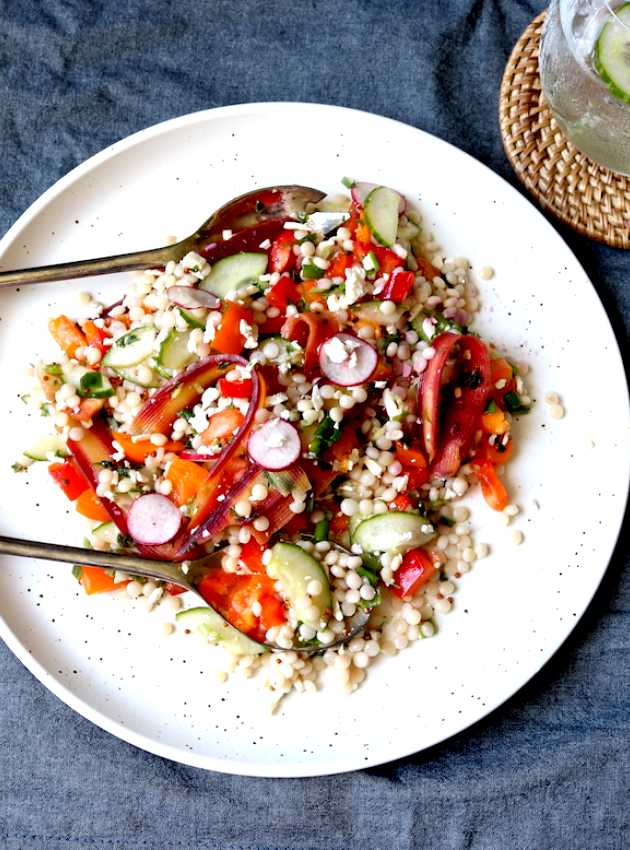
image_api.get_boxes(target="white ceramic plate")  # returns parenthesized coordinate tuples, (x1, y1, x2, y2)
(0, 104, 628, 777)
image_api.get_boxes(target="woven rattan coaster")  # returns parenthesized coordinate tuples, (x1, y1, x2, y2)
(499, 12, 630, 249)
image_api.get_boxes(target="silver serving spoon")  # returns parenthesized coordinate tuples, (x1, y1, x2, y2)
(0, 535, 369, 654)
(0, 184, 330, 288)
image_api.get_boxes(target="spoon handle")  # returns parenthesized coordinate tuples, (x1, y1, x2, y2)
(0, 535, 189, 587)
(0, 243, 183, 287)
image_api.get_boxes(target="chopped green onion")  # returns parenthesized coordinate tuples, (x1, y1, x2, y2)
(309, 415, 341, 458)
(341, 176, 355, 189)
(78, 371, 114, 399)
(313, 517, 329, 543)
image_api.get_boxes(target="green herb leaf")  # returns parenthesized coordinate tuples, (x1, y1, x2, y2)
(11, 462, 28, 473)
(72, 565, 83, 582)
(341, 176, 355, 189)
(40, 403, 51, 417)
(301, 261, 325, 281)
(308, 415, 341, 458)
(484, 398, 498, 413)
(503, 391, 530, 414)
(78, 371, 114, 399)
(43, 362, 63, 377)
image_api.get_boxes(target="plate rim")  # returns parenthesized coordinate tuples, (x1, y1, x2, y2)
(0, 101, 628, 777)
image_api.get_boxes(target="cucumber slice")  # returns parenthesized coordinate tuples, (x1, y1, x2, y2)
(594, 3, 630, 104)
(176, 607, 267, 655)
(63, 364, 114, 398)
(91, 521, 121, 550)
(352, 300, 402, 325)
(157, 329, 194, 373)
(102, 326, 156, 368)
(112, 364, 161, 388)
(200, 253, 268, 298)
(267, 542, 332, 629)
(351, 511, 435, 554)
(178, 306, 208, 329)
(364, 186, 401, 247)
(23, 434, 69, 461)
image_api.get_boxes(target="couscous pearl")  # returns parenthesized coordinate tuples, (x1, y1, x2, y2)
(353, 651, 369, 669)
(68, 427, 84, 442)
(329, 406, 343, 423)
(403, 607, 422, 625)
(451, 477, 468, 496)
(373, 500, 387, 514)
(340, 498, 358, 516)
(117, 478, 134, 494)
(345, 571, 362, 590)
(462, 547, 476, 563)
(352, 386, 368, 403)
(475, 543, 489, 559)
(234, 500, 252, 518)
(394, 635, 409, 650)
(253, 516, 269, 532)
(339, 395, 355, 410)
(307, 579, 323, 596)
(159, 478, 173, 496)
(380, 300, 397, 316)
(360, 584, 376, 601)
(512, 530, 524, 545)
(421, 622, 436, 637)
(250, 483, 268, 502)
(126, 580, 143, 599)
(434, 598, 452, 614)
(341, 602, 356, 617)
(330, 564, 346, 579)
(549, 403, 565, 419)
(320, 384, 335, 399)
(98, 469, 114, 485)
(289, 501, 306, 514)
(238, 526, 252, 544)
(150, 433, 168, 447)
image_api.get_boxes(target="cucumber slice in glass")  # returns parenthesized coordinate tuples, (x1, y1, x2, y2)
(176, 607, 267, 655)
(200, 252, 268, 298)
(594, 3, 630, 104)
(157, 329, 194, 373)
(364, 186, 401, 247)
(351, 511, 435, 554)
(267, 541, 332, 629)
(102, 326, 156, 368)
(23, 434, 69, 461)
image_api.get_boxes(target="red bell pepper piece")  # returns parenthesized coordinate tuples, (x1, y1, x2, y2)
(266, 273, 299, 310)
(382, 269, 414, 303)
(391, 548, 436, 598)
(218, 377, 253, 399)
(213, 303, 254, 355)
(373, 246, 404, 275)
(268, 232, 297, 274)
(471, 460, 509, 511)
(48, 460, 89, 501)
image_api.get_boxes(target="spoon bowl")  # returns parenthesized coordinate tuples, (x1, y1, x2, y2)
(0, 185, 328, 288)
(0, 535, 370, 655)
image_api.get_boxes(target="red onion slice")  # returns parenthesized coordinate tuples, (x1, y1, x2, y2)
(167, 285, 219, 310)
(350, 181, 406, 214)
(127, 494, 182, 545)
(318, 333, 377, 386)
(247, 419, 301, 470)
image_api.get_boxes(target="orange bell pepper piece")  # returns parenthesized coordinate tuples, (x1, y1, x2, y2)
(75, 488, 111, 521)
(80, 566, 124, 595)
(49, 316, 88, 359)
(111, 432, 184, 464)
(213, 303, 254, 355)
(165, 457, 210, 507)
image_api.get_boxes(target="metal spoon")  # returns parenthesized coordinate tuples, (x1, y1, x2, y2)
(0, 535, 369, 655)
(0, 185, 329, 288)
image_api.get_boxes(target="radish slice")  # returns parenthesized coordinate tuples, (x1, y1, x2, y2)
(167, 285, 219, 310)
(247, 419, 301, 470)
(350, 181, 406, 214)
(318, 333, 377, 387)
(127, 494, 182, 545)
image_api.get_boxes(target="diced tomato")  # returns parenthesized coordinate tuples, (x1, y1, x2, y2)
(327, 251, 354, 279)
(266, 273, 299, 311)
(329, 511, 350, 540)
(82, 320, 110, 358)
(75, 488, 110, 521)
(391, 493, 413, 512)
(490, 357, 516, 403)
(49, 316, 88, 359)
(197, 571, 286, 641)
(212, 303, 254, 355)
(165, 457, 210, 507)
(471, 460, 509, 511)
(373, 246, 403, 275)
(239, 537, 265, 574)
(76, 398, 105, 424)
(48, 460, 89, 501)
(322, 426, 359, 471)
(395, 445, 430, 489)
(283, 511, 311, 537)
(200, 407, 245, 446)
(391, 548, 436, 598)
(164, 583, 187, 596)
(111, 431, 184, 464)
(478, 435, 514, 466)
(258, 314, 286, 334)
(80, 566, 123, 595)
(382, 269, 414, 303)
(218, 377, 253, 399)
(268, 231, 296, 274)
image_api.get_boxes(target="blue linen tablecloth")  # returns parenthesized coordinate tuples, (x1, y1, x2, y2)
(1, 1, 628, 848)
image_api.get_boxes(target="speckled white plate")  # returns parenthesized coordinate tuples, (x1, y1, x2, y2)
(0, 103, 628, 777)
